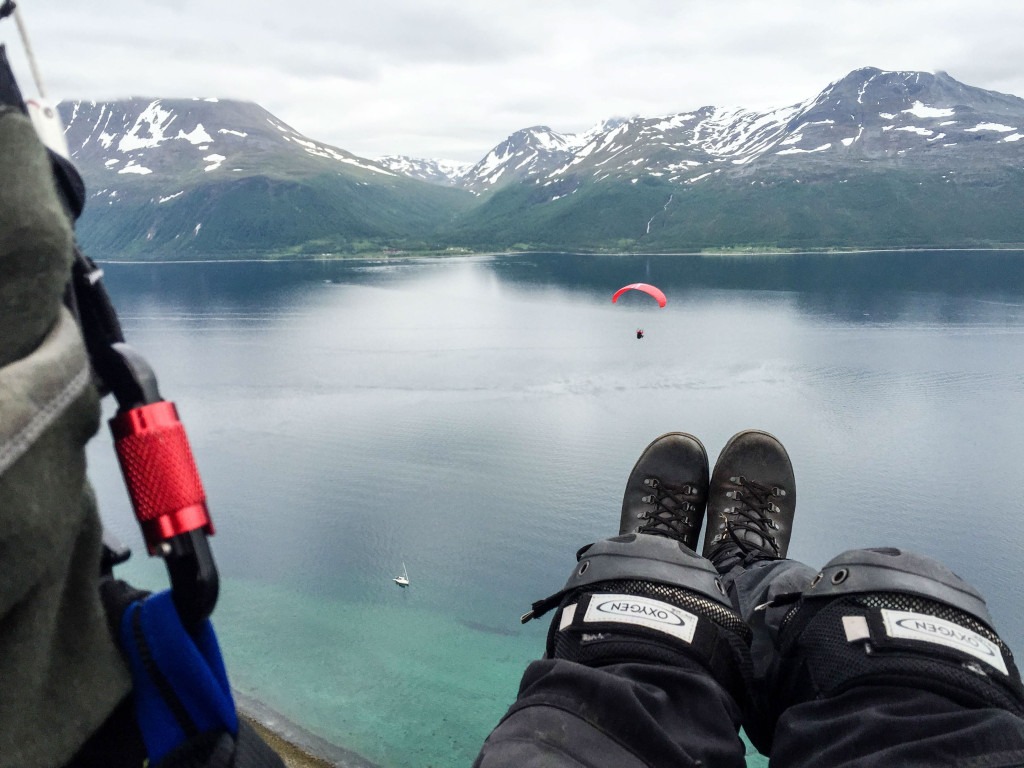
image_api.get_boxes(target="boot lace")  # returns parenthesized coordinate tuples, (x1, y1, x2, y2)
(638, 477, 699, 539)
(708, 476, 784, 559)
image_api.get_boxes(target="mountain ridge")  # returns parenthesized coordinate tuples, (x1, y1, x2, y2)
(59, 97, 475, 257)
(58, 67, 1024, 257)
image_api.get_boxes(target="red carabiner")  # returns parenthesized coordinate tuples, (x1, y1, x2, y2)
(110, 401, 214, 555)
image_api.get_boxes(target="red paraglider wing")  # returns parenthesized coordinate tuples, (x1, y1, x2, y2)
(611, 283, 667, 308)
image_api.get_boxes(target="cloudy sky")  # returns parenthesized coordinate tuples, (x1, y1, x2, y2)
(2, 1, 1023, 164)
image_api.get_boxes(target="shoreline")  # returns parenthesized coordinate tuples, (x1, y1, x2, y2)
(235, 690, 380, 768)
(92, 245, 1024, 264)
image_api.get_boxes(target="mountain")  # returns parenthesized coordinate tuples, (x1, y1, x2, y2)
(59, 98, 474, 258)
(61, 69, 1024, 257)
(452, 118, 629, 194)
(446, 69, 1024, 193)
(376, 155, 471, 186)
(438, 68, 1024, 251)
(376, 118, 626, 193)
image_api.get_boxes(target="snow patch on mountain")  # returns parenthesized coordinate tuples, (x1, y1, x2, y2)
(178, 124, 213, 144)
(967, 122, 1016, 132)
(777, 143, 831, 155)
(903, 101, 955, 119)
(118, 161, 152, 175)
(293, 137, 395, 175)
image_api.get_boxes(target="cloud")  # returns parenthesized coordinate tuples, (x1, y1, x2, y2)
(4, 0, 1024, 163)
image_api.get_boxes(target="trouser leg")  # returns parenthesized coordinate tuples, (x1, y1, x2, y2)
(476, 657, 746, 768)
(721, 558, 818, 676)
(719, 557, 817, 752)
(760, 548, 1024, 767)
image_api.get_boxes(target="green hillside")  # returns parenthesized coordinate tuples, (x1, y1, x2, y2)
(443, 170, 1024, 253)
(77, 171, 476, 259)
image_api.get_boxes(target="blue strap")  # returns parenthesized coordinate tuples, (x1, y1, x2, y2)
(119, 590, 239, 765)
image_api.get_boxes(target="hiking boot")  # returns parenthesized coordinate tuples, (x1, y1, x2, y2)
(703, 429, 796, 573)
(619, 432, 709, 550)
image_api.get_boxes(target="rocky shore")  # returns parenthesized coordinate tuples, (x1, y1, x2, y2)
(235, 691, 379, 768)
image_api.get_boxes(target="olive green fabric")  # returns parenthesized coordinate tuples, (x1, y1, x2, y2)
(0, 109, 131, 766)
(0, 106, 75, 368)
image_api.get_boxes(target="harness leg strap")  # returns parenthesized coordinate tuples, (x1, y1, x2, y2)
(525, 533, 755, 707)
(770, 548, 1024, 733)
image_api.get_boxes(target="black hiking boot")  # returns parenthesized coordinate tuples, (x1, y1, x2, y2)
(702, 429, 796, 574)
(619, 432, 709, 550)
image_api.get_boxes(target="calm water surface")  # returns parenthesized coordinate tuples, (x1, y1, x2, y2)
(88, 251, 1024, 767)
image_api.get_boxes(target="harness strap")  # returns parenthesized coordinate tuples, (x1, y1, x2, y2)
(118, 591, 238, 765)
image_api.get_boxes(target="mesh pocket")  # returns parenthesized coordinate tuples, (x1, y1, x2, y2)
(780, 593, 1024, 715)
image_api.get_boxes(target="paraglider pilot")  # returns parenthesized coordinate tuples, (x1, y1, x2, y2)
(611, 284, 662, 341)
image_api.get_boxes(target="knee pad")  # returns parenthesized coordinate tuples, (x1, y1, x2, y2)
(522, 534, 753, 704)
(773, 548, 1024, 720)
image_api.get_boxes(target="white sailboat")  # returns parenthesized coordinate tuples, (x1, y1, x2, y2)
(393, 561, 410, 587)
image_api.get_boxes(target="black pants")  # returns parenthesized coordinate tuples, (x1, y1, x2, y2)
(475, 558, 1024, 767)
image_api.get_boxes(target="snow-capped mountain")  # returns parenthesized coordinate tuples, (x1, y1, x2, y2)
(58, 67, 1024, 257)
(61, 97, 397, 188)
(57, 98, 472, 258)
(376, 118, 626, 192)
(453, 118, 628, 193)
(437, 67, 1024, 200)
(375, 155, 471, 186)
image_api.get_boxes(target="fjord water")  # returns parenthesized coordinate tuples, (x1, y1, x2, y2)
(89, 251, 1024, 767)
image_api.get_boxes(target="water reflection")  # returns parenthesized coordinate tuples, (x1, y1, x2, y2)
(487, 250, 1024, 323)
(100, 250, 1024, 326)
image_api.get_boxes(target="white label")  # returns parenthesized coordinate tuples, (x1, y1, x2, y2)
(582, 593, 698, 645)
(558, 603, 577, 631)
(842, 615, 871, 642)
(881, 609, 1008, 675)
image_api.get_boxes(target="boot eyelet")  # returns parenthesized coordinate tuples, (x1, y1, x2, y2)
(810, 572, 823, 588)
(578, 561, 590, 576)
(714, 578, 726, 596)
(830, 568, 849, 585)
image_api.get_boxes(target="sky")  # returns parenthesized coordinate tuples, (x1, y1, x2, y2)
(2, 0, 1024, 164)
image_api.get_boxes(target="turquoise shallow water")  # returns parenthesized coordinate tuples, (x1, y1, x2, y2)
(219, 579, 535, 766)
(89, 252, 1024, 767)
